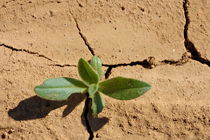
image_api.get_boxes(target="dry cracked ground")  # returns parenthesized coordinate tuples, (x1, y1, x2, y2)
(0, 0, 210, 140)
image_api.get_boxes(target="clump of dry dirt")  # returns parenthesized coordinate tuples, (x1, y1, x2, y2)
(0, 0, 210, 140)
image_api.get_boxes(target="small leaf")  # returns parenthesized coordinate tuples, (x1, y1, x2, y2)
(90, 56, 104, 79)
(91, 92, 105, 117)
(78, 58, 99, 85)
(88, 83, 99, 97)
(99, 77, 151, 100)
(34, 77, 87, 101)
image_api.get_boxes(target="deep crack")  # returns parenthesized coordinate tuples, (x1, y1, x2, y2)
(84, 94, 94, 140)
(0, 43, 53, 61)
(104, 59, 151, 79)
(73, 18, 95, 56)
(104, 53, 190, 79)
(104, 66, 113, 79)
(183, 0, 210, 67)
(160, 52, 190, 66)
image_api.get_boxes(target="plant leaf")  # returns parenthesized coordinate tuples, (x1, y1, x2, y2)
(78, 58, 99, 85)
(34, 77, 87, 101)
(90, 56, 104, 79)
(99, 77, 151, 100)
(91, 92, 105, 117)
(88, 83, 99, 97)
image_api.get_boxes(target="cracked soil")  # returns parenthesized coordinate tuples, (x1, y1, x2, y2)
(0, 0, 210, 140)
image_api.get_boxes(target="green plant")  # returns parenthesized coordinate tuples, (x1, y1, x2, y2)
(34, 56, 151, 117)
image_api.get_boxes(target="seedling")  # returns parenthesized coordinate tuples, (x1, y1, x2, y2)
(34, 56, 151, 117)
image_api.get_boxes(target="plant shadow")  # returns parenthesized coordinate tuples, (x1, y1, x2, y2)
(8, 93, 109, 132)
(81, 97, 109, 132)
(83, 112, 109, 132)
(8, 93, 86, 120)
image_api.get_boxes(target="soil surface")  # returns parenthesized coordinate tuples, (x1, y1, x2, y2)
(0, 0, 210, 140)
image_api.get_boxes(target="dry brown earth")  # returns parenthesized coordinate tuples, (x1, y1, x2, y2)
(0, 0, 210, 140)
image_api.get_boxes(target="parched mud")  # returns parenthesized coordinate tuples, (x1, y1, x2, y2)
(0, 0, 210, 140)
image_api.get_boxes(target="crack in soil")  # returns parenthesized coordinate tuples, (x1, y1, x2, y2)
(67, 5, 95, 56)
(183, 0, 210, 67)
(104, 53, 190, 79)
(0, 43, 78, 68)
(84, 94, 94, 140)
(0, 43, 53, 62)
(64, 10, 96, 136)
(104, 59, 151, 79)
(72, 18, 95, 56)
(48, 64, 77, 67)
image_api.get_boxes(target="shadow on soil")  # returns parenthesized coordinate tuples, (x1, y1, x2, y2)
(83, 112, 109, 132)
(8, 93, 108, 132)
(81, 97, 109, 132)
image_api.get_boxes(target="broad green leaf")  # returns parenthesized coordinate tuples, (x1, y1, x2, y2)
(91, 92, 105, 117)
(99, 77, 151, 100)
(78, 58, 99, 85)
(88, 84, 99, 97)
(34, 77, 87, 101)
(90, 56, 104, 79)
